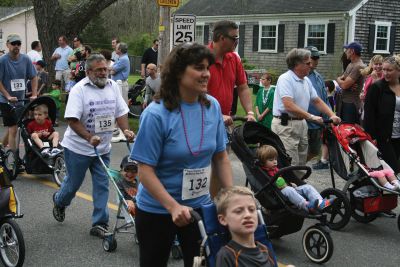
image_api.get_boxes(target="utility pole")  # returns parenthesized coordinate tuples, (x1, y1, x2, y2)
(157, 6, 171, 69)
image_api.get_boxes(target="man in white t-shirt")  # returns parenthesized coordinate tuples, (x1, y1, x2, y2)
(26, 41, 42, 64)
(52, 54, 134, 238)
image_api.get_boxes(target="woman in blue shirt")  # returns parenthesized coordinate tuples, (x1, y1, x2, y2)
(131, 43, 233, 267)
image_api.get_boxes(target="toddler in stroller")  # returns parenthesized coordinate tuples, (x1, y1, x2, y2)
(257, 145, 335, 213)
(117, 156, 138, 216)
(26, 104, 61, 157)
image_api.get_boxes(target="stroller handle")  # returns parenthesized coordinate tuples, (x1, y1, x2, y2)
(231, 115, 248, 122)
(190, 209, 203, 223)
(256, 165, 312, 197)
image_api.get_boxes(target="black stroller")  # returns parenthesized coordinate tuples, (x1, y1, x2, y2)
(128, 79, 146, 117)
(3, 97, 66, 186)
(231, 121, 336, 264)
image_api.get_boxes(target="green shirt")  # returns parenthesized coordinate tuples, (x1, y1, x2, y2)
(255, 85, 275, 129)
(48, 89, 61, 109)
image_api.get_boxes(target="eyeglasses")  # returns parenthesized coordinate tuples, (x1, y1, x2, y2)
(10, 41, 21, 46)
(225, 35, 240, 42)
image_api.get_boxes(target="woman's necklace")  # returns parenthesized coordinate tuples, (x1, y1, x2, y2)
(179, 103, 204, 156)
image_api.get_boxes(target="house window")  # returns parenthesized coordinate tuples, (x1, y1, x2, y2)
(259, 23, 278, 52)
(306, 24, 327, 53)
(374, 21, 391, 53)
(195, 25, 204, 44)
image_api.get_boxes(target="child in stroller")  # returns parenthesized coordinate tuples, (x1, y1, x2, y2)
(27, 104, 61, 157)
(117, 156, 138, 216)
(257, 145, 335, 213)
(214, 186, 276, 267)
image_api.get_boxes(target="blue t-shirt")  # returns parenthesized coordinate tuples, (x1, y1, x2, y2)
(131, 96, 226, 214)
(272, 70, 318, 117)
(52, 46, 73, 71)
(0, 53, 37, 102)
(111, 54, 130, 81)
(307, 70, 330, 129)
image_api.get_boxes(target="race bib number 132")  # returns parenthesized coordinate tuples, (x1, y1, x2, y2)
(181, 166, 211, 200)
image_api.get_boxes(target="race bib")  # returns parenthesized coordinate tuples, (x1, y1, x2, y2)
(11, 79, 25, 92)
(181, 166, 211, 200)
(94, 114, 114, 133)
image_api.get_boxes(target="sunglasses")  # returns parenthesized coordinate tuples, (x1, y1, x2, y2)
(10, 41, 21, 46)
(224, 35, 240, 42)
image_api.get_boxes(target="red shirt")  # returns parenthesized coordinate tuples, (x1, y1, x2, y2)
(261, 166, 279, 177)
(207, 43, 247, 115)
(27, 118, 54, 137)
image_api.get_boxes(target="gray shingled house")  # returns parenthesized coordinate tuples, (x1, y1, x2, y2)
(176, 0, 400, 79)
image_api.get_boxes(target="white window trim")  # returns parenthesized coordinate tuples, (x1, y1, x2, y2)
(305, 22, 328, 54)
(374, 21, 391, 54)
(195, 23, 205, 44)
(258, 22, 279, 53)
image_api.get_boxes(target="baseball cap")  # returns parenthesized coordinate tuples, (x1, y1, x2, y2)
(7, 34, 22, 43)
(304, 46, 320, 58)
(120, 155, 138, 172)
(36, 60, 46, 67)
(343, 42, 362, 53)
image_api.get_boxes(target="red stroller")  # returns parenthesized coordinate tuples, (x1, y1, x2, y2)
(321, 123, 400, 231)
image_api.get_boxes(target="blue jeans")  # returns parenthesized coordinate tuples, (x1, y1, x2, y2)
(54, 147, 110, 226)
(281, 184, 322, 211)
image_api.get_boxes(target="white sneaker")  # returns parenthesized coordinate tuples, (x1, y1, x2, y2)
(111, 129, 127, 143)
(41, 148, 51, 156)
(50, 148, 62, 157)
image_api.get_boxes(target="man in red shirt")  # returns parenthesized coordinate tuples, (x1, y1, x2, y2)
(208, 20, 255, 197)
(208, 20, 255, 125)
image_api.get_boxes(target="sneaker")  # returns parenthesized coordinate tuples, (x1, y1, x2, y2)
(50, 148, 62, 157)
(318, 197, 336, 211)
(41, 147, 51, 156)
(90, 224, 109, 238)
(306, 199, 319, 213)
(312, 160, 329, 170)
(52, 192, 65, 222)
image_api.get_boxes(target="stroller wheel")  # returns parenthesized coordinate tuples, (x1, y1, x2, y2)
(302, 225, 333, 264)
(102, 234, 117, 252)
(52, 156, 66, 187)
(171, 244, 183, 260)
(0, 219, 25, 267)
(351, 209, 379, 223)
(320, 188, 351, 230)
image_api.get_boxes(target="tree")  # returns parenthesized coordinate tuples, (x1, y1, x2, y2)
(32, 0, 118, 78)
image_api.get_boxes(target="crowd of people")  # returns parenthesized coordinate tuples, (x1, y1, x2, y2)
(1, 17, 400, 266)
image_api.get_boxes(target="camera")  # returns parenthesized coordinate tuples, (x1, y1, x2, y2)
(280, 113, 289, 126)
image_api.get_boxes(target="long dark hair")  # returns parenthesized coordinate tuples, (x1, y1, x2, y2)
(155, 43, 215, 111)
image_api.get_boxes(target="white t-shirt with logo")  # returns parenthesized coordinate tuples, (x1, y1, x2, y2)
(61, 77, 129, 156)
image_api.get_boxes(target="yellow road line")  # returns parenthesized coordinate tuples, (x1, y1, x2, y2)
(25, 174, 290, 266)
(23, 174, 118, 210)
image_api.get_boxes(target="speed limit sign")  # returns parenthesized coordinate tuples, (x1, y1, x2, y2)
(173, 14, 196, 46)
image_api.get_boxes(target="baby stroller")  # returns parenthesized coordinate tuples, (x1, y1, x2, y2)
(95, 146, 137, 252)
(128, 79, 146, 118)
(3, 96, 66, 186)
(231, 121, 336, 264)
(191, 202, 278, 267)
(0, 156, 25, 267)
(323, 123, 400, 230)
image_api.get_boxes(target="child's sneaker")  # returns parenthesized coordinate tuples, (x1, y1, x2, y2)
(41, 147, 51, 156)
(318, 197, 336, 211)
(306, 199, 319, 213)
(50, 148, 62, 157)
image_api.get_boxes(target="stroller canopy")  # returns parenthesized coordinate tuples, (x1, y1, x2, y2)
(332, 124, 374, 153)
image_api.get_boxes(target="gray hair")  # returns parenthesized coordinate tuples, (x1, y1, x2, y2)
(85, 53, 106, 71)
(286, 48, 311, 70)
(118, 42, 128, 54)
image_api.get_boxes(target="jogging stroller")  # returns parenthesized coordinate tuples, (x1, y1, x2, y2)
(128, 79, 146, 117)
(3, 96, 66, 186)
(231, 121, 336, 264)
(0, 156, 25, 267)
(191, 202, 278, 267)
(323, 123, 400, 230)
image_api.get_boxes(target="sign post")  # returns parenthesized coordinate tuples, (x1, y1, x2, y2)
(172, 14, 196, 46)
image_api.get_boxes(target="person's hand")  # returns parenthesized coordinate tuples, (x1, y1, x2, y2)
(330, 115, 341, 125)
(7, 96, 18, 103)
(170, 204, 192, 227)
(246, 111, 256, 122)
(89, 135, 101, 147)
(309, 115, 323, 124)
(257, 114, 264, 121)
(142, 102, 147, 109)
(54, 53, 61, 59)
(42, 131, 50, 138)
(126, 200, 135, 213)
(30, 94, 38, 101)
(140, 70, 145, 79)
(223, 115, 233, 126)
(123, 129, 135, 141)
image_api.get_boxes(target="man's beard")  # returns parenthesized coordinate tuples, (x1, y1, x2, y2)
(92, 77, 108, 88)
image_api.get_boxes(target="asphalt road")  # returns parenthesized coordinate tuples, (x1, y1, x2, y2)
(1, 122, 400, 267)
